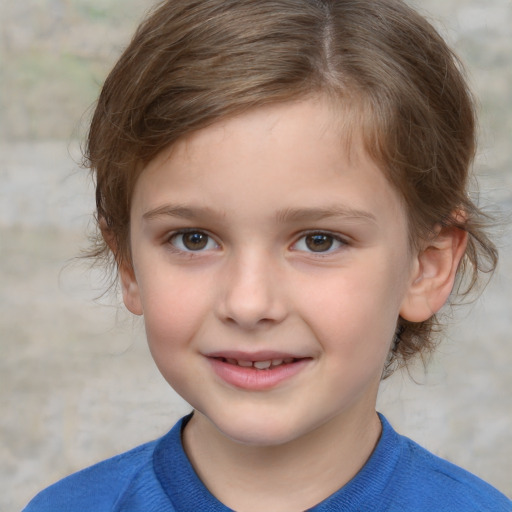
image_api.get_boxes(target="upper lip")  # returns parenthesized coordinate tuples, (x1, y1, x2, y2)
(204, 350, 308, 362)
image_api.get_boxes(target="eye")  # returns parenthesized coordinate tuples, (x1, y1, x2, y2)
(169, 230, 219, 252)
(292, 232, 345, 253)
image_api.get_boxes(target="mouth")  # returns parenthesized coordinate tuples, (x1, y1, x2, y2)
(212, 356, 300, 370)
(206, 352, 311, 390)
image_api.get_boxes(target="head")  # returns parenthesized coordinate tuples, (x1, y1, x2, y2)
(86, 0, 497, 377)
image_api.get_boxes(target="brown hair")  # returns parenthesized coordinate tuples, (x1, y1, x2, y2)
(85, 0, 497, 375)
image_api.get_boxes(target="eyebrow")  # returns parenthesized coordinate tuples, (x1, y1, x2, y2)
(142, 204, 221, 221)
(275, 206, 377, 224)
(142, 203, 377, 225)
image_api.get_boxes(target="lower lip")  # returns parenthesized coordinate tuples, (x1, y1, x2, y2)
(208, 358, 310, 391)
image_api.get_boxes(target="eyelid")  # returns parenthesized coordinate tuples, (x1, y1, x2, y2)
(290, 230, 349, 254)
(167, 228, 220, 253)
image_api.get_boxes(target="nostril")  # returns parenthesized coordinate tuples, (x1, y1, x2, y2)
(216, 265, 288, 329)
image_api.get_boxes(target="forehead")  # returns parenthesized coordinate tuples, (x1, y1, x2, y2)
(133, 97, 405, 228)
(183, 96, 367, 157)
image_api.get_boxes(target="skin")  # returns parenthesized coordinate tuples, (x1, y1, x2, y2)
(116, 96, 467, 511)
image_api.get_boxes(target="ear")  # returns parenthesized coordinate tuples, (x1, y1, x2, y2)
(118, 262, 144, 316)
(400, 224, 467, 323)
(100, 216, 143, 316)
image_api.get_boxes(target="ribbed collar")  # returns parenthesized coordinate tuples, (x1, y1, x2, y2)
(153, 413, 402, 511)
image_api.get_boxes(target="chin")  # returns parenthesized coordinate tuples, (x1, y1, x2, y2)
(209, 412, 312, 447)
(224, 427, 299, 447)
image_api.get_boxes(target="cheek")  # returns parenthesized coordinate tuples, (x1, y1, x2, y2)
(138, 271, 211, 349)
(295, 267, 402, 358)
(139, 277, 212, 394)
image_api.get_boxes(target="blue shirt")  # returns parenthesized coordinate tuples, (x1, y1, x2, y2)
(24, 414, 512, 511)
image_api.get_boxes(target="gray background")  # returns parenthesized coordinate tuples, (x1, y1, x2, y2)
(1, 1, 511, 510)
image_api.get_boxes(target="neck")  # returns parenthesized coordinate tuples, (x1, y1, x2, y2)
(182, 405, 382, 512)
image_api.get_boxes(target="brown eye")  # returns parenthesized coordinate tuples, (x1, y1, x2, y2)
(292, 232, 345, 254)
(183, 232, 208, 250)
(170, 231, 217, 252)
(305, 234, 334, 252)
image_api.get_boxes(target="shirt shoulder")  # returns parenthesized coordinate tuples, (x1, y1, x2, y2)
(22, 439, 164, 512)
(389, 434, 512, 512)
(310, 414, 511, 512)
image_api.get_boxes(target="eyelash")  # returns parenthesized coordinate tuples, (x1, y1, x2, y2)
(167, 229, 219, 253)
(165, 229, 349, 255)
(291, 231, 348, 255)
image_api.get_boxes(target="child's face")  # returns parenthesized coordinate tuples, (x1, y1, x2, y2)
(121, 97, 419, 446)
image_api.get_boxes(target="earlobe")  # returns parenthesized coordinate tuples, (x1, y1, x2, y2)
(119, 263, 143, 316)
(400, 225, 468, 323)
(99, 216, 143, 316)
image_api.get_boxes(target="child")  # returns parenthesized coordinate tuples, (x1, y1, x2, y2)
(24, 0, 512, 510)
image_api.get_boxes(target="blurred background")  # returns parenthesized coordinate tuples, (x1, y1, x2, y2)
(0, 0, 511, 510)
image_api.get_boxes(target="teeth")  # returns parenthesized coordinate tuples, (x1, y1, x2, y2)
(221, 357, 296, 369)
(253, 360, 272, 369)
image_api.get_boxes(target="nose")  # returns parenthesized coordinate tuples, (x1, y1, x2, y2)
(216, 251, 288, 330)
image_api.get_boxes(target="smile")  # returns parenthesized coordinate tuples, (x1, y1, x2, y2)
(206, 353, 311, 391)
(215, 357, 297, 369)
